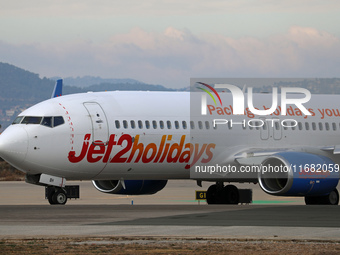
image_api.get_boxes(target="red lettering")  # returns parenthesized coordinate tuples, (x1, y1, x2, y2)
(153, 135, 166, 162)
(68, 133, 216, 169)
(201, 144, 215, 163)
(87, 142, 105, 163)
(110, 134, 132, 163)
(159, 135, 172, 163)
(185, 143, 207, 169)
(167, 135, 185, 163)
(294, 107, 302, 116)
(207, 105, 215, 115)
(216, 107, 224, 115)
(287, 106, 295, 116)
(142, 143, 157, 163)
(102, 134, 117, 163)
(224, 107, 232, 115)
(179, 144, 193, 164)
(68, 134, 91, 163)
(127, 135, 144, 163)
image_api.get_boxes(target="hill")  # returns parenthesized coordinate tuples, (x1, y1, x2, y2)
(0, 62, 174, 130)
(50, 76, 142, 88)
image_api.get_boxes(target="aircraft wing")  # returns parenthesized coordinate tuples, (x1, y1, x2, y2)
(234, 145, 340, 165)
(234, 148, 295, 165)
(321, 146, 340, 154)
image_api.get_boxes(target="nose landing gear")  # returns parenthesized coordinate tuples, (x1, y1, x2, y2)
(47, 187, 68, 205)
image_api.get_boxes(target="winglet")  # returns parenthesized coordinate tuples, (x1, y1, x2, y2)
(51, 79, 63, 98)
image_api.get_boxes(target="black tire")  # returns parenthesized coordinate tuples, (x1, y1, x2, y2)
(304, 196, 317, 205)
(52, 190, 67, 205)
(48, 190, 56, 205)
(305, 189, 339, 205)
(326, 189, 339, 205)
(206, 184, 218, 204)
(223, 185, 239, 204)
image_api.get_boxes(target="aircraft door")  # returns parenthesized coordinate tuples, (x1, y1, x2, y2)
(83, 102, 109, 145)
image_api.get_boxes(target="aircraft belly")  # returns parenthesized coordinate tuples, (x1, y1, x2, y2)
(94, 162, 188, 179)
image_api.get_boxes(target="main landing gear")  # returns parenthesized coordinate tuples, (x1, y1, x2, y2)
(46, 187, 68, 205)
(305, 189, 339, 205)
(206, 182, 240, 204)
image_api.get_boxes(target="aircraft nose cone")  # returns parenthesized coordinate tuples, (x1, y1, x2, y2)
(0, 126, 28, 164)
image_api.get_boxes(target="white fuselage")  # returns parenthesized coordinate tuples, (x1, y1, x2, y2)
(1, 91, 340, 182)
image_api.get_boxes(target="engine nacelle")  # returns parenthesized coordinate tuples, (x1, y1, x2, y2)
(258, 152, 339, 196)
(92, 180, 167, 195)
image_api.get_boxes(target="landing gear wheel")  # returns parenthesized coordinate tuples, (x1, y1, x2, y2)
(206, 184, 240, 204)
(52, 190, 67, 205)
(326, 189, 339, 205)
(223, 185, 239, 204)
(304, 196, 317, 205)
(206, 184, 218, 204)
(305, 189, 339, 205)
(48, 190, 56, 205)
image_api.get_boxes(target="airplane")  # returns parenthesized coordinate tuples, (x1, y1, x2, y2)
(0, 79, 339, 205)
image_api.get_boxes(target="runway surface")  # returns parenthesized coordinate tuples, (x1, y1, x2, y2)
(0, 181, 340, 240)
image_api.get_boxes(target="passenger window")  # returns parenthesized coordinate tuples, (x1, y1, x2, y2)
(22, 116, 42, 125)
(305, 122, 309, 131)
(42, 117, 52, 128)
(291, 121, 296, 130)
(160, 121, 164, 129)
(175, 121, 179, 129)
(115, 120, 120, 129)
(152, 120, 157, 129)
(228, 121, 232, 129)
(319, 122, 323, 131)
(205, 121, 210, 129)
(325, 123, 330, 131)
(182, 121, 187, 129)
(167, 121, 171, 129)
(138, 120, 143, 129)
(190, 121, 195, 129)
(130, 120, 136, 129)
(298, 122, 302, 130)
(213, 120, 217, 129)
(312, 122, 316, 131)
(332, 123, 337, 131)
(12, 116, 23, 125)
(54, 116, 64, 127)
(145, 120, 150, 129)
(123, 120, 128, 129)
(198, 121, 203, 129)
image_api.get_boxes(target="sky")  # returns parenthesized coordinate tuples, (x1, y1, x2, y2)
(0, 0, 339, 88)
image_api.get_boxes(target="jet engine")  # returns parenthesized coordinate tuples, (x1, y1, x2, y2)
(92, 180, 167, 195)
(258, 152, 339, 196)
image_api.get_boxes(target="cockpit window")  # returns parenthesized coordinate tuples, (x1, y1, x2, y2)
(53, 116, 64, 127)
(21, 116, 42, 125)
(12, 116, 24, 125)
(41, 117, 53, 127)
(41, 116, 64, 128)
(12, 116, 64, 127)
